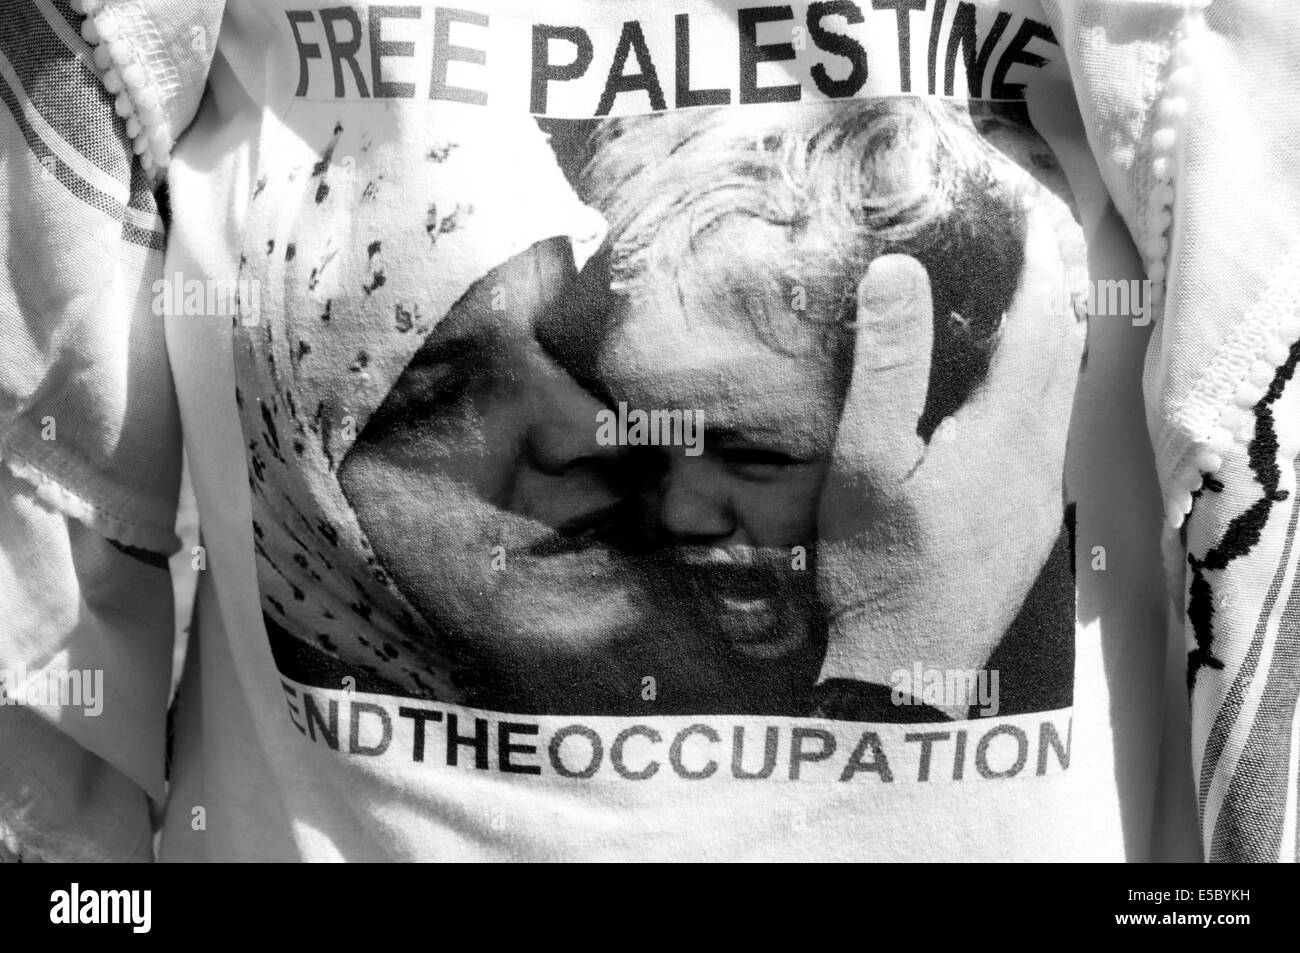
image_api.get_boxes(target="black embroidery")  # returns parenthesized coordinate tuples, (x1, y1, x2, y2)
(1187, 338, 1300, 690)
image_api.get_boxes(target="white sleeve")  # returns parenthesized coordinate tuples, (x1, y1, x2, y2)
(0, 0, 222, 861)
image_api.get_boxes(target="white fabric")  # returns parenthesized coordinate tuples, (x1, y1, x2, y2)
(2, 0, 1297, 863)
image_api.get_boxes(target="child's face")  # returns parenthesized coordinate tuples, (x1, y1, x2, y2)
(595, 219, 845, 662)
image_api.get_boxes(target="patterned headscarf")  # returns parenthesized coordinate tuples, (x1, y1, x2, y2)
(232, 103, 605, 700)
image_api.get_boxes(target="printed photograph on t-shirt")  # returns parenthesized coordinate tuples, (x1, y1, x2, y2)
(231, 90, 1087, 723)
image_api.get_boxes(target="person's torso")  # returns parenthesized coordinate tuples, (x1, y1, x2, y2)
(159, 0, 1186, 861)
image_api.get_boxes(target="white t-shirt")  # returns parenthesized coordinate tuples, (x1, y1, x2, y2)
(157, 0, 1176, 861)
(4, 0, 1298, 863)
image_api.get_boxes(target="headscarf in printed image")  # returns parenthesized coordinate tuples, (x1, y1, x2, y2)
(231, 104, 605, 700)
